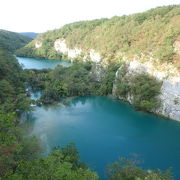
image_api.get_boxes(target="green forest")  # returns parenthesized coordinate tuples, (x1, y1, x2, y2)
(0, 30, 32, 53)
(16, 5, 180, 67)
(25, 60, 161, 112)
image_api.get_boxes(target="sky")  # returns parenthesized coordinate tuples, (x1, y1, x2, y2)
(0, 0, 179, 33)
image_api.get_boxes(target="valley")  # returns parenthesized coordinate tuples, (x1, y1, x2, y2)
(0, 4, 180, 180)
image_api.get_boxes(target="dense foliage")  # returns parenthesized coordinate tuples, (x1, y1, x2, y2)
(107, 157, 173, 180)
(25, 61, 125, 105)
(130, 74, 162, 111)
(0, 48, 30, 113)
(4, 144, 98, 180)
(16, 5, 180, 65)
(115, 65, 162, 112)
(25, 62, 101, 104)
(0, 48, 41, 178)
(98, 63, 121, 95)
(0, 113, 41, 178)
(0, 30, 32, 53)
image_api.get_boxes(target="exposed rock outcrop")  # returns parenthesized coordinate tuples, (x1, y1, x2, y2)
(54, 39, 102, 63)
(35, 40, 42, 48)
(174, 40, 180, 55)
(113, 60, 180, 121)
(54, 39, 82, 59)
(53, 39, 104, 81)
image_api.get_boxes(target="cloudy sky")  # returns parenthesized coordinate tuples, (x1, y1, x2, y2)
(0, 0, 179, 33)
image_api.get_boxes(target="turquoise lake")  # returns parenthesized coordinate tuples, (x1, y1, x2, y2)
(27, 96, 180, 180)
(16, 56, 71, 69)
(18, 57, 180, 179)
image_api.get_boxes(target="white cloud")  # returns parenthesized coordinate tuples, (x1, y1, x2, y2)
(0, 0, 179, 32)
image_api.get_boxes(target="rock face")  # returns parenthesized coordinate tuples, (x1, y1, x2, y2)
(54, 39, 82, 59)
(113, 59, 180, 121)
(35, 40, 42, 48)
(89, 49, 101, 63)
(174, 40, 180, 55)
(90, 63, 105, 82)
(158, 77, 180, 120)
(54, 39, 104, 81)
(54, 39, 101, 63)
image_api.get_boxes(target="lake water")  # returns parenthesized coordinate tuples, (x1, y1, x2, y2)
(27, 96, 180, 180)
(19, 57, 180, 179)
(16, 56, 71, 69)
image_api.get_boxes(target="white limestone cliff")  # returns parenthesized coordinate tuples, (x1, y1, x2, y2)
(54, 39, 82, 59)
(35, 40, 42, 48)
(54, 39, 101, 63)
(174, 40, 180, 55)
(113, 59, 180, 121)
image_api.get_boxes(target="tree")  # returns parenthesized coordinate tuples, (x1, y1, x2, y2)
(5, 144, 98, 180)
(107, 157, 173, 180)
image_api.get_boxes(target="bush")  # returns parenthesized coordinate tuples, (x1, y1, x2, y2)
(98, 62, 120, 95)
(116, 73, 162, 112)
(107, 157, 173, 180)
(5, 144, 98, 180)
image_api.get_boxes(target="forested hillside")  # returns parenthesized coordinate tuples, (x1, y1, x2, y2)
(0, 29, 32, 53)
(16, 5, 180, 66)
(0, 48, 30, 113)
(19, 32, 39, 39)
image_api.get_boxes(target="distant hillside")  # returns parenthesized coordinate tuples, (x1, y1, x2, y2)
(19, 32, 39, 39)
(0, 29, 32, 52)
(16, 5, 180, 67)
